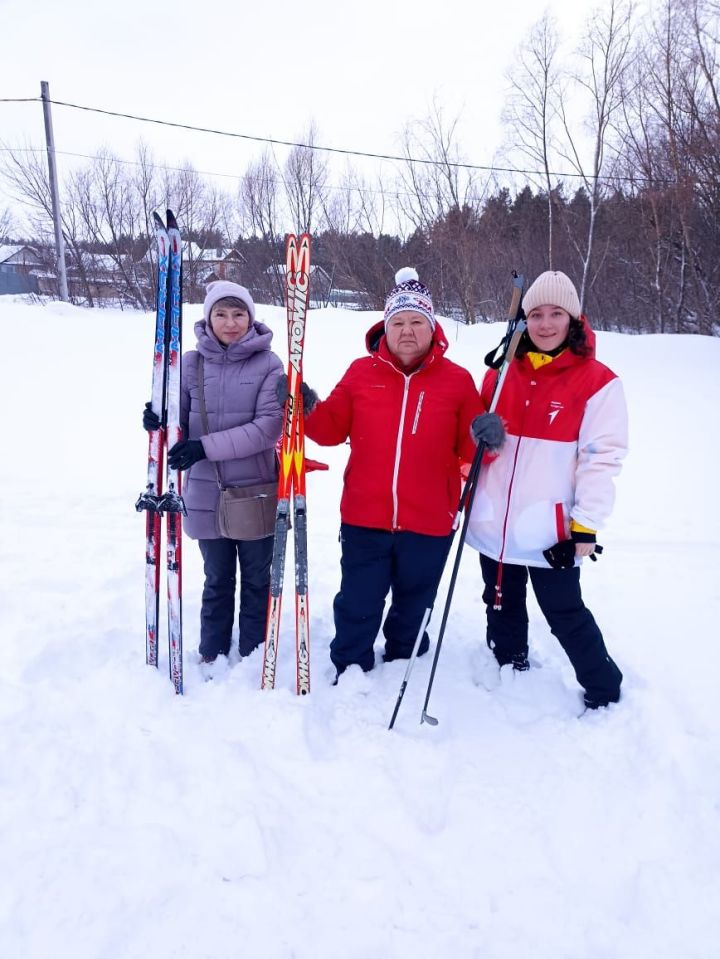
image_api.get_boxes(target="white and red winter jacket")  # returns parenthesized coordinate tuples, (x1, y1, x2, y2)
(466, 322, 628, 567)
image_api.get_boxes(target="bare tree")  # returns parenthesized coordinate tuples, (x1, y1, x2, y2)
(1, 142, 55, 238)
(395, 103, 487, 322)
(2, 140, 164, 306)
(682, 0, 720, 330)
(559, 0, 636, 310)
(614, 0, 720, 333)
(612, 1, 689, 332)
(129, 142, 165, 303)
(282, 122, 329, 235)
(322, 165, 361, 243)
(163, 162, 231, 301)
(503, 13, 562, 268)
(65, 146, 165, 307)
(0, 141, 93, 302)
(0, 205, 14, 241)
(237, 150, 284, 302)
(396, 102, 477, 233)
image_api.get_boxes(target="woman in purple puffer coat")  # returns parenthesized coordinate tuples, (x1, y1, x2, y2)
(143, 280, 284, 663)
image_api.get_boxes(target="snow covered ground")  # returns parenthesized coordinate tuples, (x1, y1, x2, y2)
(1, 296, 718, 959)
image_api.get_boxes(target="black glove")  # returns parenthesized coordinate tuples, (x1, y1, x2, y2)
(470, 413, 505, 451)
(274, 376, 319, 415)
(168, 439, 206, 471)
(543, 536, 604, 568)
(542, 540, 576, 569)
(143, 401, 161, 432)
(571, 529, 603, 563)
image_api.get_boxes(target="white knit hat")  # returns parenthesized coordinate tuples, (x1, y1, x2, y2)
(383, 267, 435, 331)
(522, 271, 581, 318)
(203, 280, 256, 325)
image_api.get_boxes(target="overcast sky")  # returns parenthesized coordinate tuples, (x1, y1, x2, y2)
(2, 0, 604, 217)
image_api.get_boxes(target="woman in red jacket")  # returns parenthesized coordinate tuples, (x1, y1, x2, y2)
(467, 270, 628, 709)
(302, 269, 482, 678)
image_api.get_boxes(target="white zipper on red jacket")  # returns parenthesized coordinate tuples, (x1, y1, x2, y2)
(377, 356, 421, 530)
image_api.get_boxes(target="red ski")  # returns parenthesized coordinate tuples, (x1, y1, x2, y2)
(262, 234, 312, 694)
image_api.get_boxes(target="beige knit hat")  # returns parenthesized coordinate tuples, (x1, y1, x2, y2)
(523, 271, 581, 318)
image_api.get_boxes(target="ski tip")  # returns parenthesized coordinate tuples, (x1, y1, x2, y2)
(152, 211, 165, 230)
(285, 232, 311, 248)
(166, 209, 178, 230)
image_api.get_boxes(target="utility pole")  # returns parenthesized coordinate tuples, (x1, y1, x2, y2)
(40, 81, 69, 302)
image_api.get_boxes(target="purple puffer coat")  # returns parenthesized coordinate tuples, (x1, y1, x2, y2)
(180, 318, 284, 540)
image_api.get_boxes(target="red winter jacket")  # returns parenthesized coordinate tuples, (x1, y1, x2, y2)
(304, 321, 481, 536)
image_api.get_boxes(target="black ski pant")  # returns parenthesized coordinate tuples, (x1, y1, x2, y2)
(197, 536, 273, 660)
(331, 524, 452, 673)
(479, 554, 622, 703)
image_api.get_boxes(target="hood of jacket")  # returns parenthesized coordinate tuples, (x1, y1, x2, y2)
(364, 318, 450, 372)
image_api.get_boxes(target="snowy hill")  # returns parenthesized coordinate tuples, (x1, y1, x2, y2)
(1, 296, 719, 959)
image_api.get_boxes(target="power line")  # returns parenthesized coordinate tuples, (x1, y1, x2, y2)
(0, 94, 690, 188)
(1, 94, 640, 185)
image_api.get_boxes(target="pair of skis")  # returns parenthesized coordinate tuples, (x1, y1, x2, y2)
(136, 210, 185, 695)
(262, 234, 312, 695)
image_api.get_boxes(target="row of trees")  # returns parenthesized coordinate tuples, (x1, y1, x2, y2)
(1, 0, 718, 334)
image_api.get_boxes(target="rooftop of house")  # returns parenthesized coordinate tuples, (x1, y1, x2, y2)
(0, 244, 38, 264)
(184, 243, 244, 262)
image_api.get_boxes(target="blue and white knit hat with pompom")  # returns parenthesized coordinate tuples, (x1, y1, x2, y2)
(383, 267, 435, 331)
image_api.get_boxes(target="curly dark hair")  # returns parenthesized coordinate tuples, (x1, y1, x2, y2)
(568, 318, 591, 356)
(516, 317, 591, 359)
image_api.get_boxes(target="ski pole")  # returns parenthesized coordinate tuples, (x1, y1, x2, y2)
(388, 607, 432, 730)
(420, 442, 486, 726)
(420, 276, 527, 726)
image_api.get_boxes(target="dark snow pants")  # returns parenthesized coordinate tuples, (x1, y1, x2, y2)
(331, 524, 452, 673)
(479, 554, 622, 703)
(198, 536, 273, 660)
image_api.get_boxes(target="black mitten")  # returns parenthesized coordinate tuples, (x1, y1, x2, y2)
(274, 378, 318, 415)
(143, 402, 161, 432)
(275, 376, 289, 406)
(168, 439, 206, 471)
(300, 382, 319, 415)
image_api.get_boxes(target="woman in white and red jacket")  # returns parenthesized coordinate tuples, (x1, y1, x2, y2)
(466, 271, 628, 709)
(301, 269, 482, 678)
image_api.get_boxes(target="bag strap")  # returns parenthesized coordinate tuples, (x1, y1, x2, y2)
(197, 355, 224, 490)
